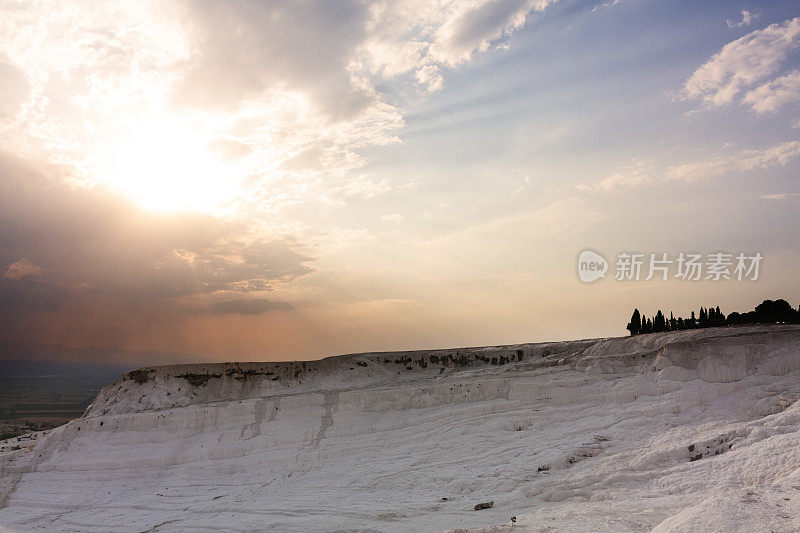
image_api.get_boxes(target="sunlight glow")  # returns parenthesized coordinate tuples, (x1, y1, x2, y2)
(95, 117, 235, 213)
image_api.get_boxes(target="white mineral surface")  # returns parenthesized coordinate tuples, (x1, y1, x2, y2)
(3, 325, 800, 532)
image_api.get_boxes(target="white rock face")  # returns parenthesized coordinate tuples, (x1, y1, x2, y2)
(3, 325, 800, 532)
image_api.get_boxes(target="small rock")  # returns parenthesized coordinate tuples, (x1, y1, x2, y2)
(474, 501, 494, 511)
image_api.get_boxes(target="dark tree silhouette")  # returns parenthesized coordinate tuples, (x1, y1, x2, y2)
(654, 310, 666, 332)
(754, 299, 796, 323)
(623, 299, 799, 335)
(627, 309, 641, 336)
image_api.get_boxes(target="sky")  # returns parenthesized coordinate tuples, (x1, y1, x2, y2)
(1, 0, 799, 363)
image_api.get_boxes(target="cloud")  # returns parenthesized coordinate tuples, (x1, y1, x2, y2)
(742, 70, 800, 113)
(429, 0, 553, 65)
(592, 0, 620, 13)
(380, 213, 404, 223)
(357, 0, 557, 87)
(0, 54, 30, 119)
(665, 141, 800, 181)
(513, 174, 532, 193)
(0, 277, 67, 314)
(577, 160, 651, 192)
(580, 142, 800, 191)
(207, 299, 293, 315)
(174, 0, 374, 119)
(761, 192, 800, 200)
(3, 259, 44, 280)
(0, 152, 313, 311)
(727, 10, 756, 29)
(416, 65, 444, 93)
(320, 175, 392, 206)
(681, 17, 800, 109)
(0, 0, 561, 221)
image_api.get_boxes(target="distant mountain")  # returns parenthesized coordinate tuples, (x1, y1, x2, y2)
(0, 339, 205, 367)
(0, 358, 130, 380)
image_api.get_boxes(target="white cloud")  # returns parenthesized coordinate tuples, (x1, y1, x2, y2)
(592, 0, 620, 13)
(761, 192, 800, 200)
(580, 142, 800, 192)
(727, 10, 756, 29)
(358, 0, 556, 91)
(666, 141, 800, 181)
(311, 227, 378, 253)
(320, 175, 393, 207)
(429, 0, 554, 65)
(0, 0, 560, 220)
(415, 65, 444, 93)
(743, 70, 800, 113)
(0, 54, 30, 119)
(380, 213, 405, 223)
(513, 174, 532, 193)
(682, 17, 800, 108)
(577, 159, 651, 192)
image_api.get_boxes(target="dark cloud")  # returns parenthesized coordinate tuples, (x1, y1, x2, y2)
(208, 298, 292, 315)
(0, 278, 67, 313)
(0, 151, 314, 315)
(174, 0, 374, 120)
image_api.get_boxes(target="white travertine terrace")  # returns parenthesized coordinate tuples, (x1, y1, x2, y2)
(2, 325, 800, 531)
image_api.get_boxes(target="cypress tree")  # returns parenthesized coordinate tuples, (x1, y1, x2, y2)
(654, 310, 666, 332)
(627, 309, 642, 336)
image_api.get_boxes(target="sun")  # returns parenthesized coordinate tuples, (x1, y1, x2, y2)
(94, 117, 234, 214)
